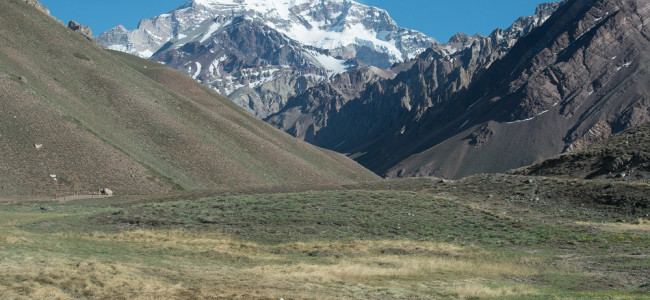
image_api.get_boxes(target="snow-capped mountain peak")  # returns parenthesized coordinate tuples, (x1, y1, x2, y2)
(99, 0, 434, 66)
(97, 0, 436, 117)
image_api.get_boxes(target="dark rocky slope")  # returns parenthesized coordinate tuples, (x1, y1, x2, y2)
(272, 0, 650, 179)
(268, 3, 559, 148)
(386, 0, 650, 179)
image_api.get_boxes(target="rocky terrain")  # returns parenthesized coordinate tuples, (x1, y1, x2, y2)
(67, 20, 94, 40)
(267, 2, 559, 144)
(271, 0, 650, 179)
(97, 0, 436, 117)
(510, 122, 650, 181)
(24, 0, 51, 16)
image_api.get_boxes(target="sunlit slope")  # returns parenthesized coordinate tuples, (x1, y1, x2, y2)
(0, 0, 377, 196)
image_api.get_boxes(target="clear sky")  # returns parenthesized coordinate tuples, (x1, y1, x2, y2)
(38, 0, 557, 42)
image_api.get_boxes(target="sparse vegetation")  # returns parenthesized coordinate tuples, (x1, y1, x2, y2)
(1, 176, 648, 299)
(0, 0, 377, 198)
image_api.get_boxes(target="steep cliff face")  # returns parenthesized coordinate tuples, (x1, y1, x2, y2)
(272, 0, 650, 179)
(266, 65, 395, 141)
(151, 16, 337, 117)
(97, 0, 435, 117)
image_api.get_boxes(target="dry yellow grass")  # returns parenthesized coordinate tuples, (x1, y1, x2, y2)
(577, 219, 650, 233)
(444, 280, 538, 298)
(0, 259, 194, 300)
(245, 255, 535, 284)
(0, 229, 540, 299)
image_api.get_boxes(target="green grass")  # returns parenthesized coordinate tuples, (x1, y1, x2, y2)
(1, 176, 648, 299)
(77, 190, 611, 248)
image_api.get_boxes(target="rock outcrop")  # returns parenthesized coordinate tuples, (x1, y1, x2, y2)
(24, 0, 50, 16)
(510, 123, 650, 182)
(68, 20, 94, 40)
(266, 65, 395, 141)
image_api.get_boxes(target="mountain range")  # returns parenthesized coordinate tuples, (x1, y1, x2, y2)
(270, 0, 650, 179)
(10, 0, 650, 189)
(98, 0, 436, 117)
(268, 2, 560, 144)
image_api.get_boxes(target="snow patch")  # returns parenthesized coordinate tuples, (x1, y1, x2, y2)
(306, 50, 347, 74)
(443, 45, 458, 55)
(209, 55, 228, 77)
(506, 117, 535, 124)
(137, 50, 154, 58)
(192, 62, 202, 79)
(200, 19, 232, 43)
(284, 21, 403, 64)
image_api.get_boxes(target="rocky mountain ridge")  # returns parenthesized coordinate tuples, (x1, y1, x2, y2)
(98, 0, 436, 117)
(272, 0, 650, 179)
(24, 0, 50, 16)
(268, 2, 560, 149)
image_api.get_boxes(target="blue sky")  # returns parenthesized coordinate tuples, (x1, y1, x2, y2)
(39, 0, 556, 42)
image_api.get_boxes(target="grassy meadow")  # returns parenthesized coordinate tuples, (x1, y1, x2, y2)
(1, 176, 648, 299)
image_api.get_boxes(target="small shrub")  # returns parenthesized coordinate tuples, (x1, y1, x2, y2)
(73, 52, 91, 61)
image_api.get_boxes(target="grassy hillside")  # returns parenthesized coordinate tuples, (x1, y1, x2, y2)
(0, 0, 377, 196)
(0, 177, 647, 298)
(510, 123, 650, 181)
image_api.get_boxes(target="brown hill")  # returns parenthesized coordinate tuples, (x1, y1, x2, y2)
(509, 122, 650, 181)
(0, 0, 377, 197)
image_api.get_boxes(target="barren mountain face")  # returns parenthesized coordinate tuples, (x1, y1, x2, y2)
(272, 0, 649, 179)
(267, 3, 559, 144)
(389, 0, 650, 179)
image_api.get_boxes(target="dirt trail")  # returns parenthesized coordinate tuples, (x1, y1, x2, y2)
(0, 195, 110, 203)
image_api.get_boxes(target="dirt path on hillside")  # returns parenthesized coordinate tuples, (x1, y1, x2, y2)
(0, 195, 110, 203)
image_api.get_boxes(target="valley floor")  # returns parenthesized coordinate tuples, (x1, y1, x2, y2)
(0, 176, 648, 299)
